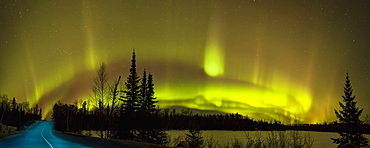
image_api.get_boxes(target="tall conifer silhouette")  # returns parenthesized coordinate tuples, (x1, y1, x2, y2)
(146, 73, 158, 113)
(331, 72, 368, 147)
(139, 70, 147, 113)
(119, 49, 140, 139)
(123, 49, 140, 113)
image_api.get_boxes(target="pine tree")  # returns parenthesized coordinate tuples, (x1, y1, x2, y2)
(139, 70, 148, 113)
(146, 73, 158, 113)
(137, 70, 149, 141)
(137, 71, 164, 143)
(186, 129, 204, 148)
(138, 71, 158, 114)
(119, 49, 140, 139)
(123, 49, 140, 114)
(139, 72, 158, 114)
(331, 72, 369, 147)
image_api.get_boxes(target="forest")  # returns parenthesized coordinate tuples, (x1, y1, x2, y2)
(53, 50, 168, 144)
(51, 50, 369, 147)
(0, 94, 42, 129)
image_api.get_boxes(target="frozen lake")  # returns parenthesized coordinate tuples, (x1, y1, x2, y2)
(167, 130, 370, 148)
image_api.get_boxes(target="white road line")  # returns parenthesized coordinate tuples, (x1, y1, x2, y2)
(41, 122, 54, 148)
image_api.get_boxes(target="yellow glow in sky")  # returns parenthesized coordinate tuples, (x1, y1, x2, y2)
(0, 0, 369, 123)
(204, 42, 224, 77)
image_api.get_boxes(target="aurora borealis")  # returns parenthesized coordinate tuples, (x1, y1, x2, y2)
(0, 0, 369, 123)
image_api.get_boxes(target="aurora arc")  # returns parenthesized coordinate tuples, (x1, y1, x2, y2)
(0, 1, 369, 123)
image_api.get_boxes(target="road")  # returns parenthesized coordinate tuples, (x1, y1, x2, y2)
(0, 121, 90, 148)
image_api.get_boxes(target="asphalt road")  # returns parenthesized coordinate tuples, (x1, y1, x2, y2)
(0, 121, 90, 148)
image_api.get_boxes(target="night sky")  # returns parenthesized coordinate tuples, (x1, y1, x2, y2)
(0, 0, 369, 123)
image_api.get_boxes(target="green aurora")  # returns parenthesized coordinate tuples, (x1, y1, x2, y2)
(0, 0, 369, 123)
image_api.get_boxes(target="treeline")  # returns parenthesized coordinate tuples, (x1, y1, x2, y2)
(53, 96, 370, 133)
(159, 109, 370, 133)
(160, 109, 258, 130)
(53, 50, 167, 145)
(0, 94, 42, 129)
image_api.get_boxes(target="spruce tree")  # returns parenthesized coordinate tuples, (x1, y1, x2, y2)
(137, 70, 149, 140)
(146, 73, 158, 113)
(331, 72, 369, 147)
(145, 73, 167, 145)
(138, 71, 157, 114)
(139, 70, 148, 113)
(123, 49, 140, 114)
(119, 49, 140, 139)
(138, 70, 162, 142)
(186, 129, 204, 148)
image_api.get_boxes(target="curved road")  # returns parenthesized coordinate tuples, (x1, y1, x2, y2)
(0, 121, 90, 148)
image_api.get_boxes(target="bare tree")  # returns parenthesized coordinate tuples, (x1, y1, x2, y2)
(92, 62, 108, 138)
(106, 76, 121, 138)
(110, 76, 121, 116)
(93, 62, 108, 113)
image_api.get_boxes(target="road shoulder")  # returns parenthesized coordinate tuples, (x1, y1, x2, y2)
(0, 120, 41, 140)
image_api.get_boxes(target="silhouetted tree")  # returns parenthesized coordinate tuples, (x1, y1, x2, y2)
(137, 70, 166, 144)
(145, 73, 158, 113)
(138, 70, 147, 113)
(106, 76, 121, 139)
(138, 71, 158, 114)
(123, 49, 140, 113)
(119, 49, 140, 139)
(93, 62, 109, 138)
(109, 76, 121, 116)
(136, 70, 149, 140)
(331, 72, 369, 147)
(0, 94, 40, 128)
(186, 129, 204, 148)
(53, 100, 89, 132)
(39, 108, 42, 120)
(93, 62, 108, 113)
(11, 98, 17, 112)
